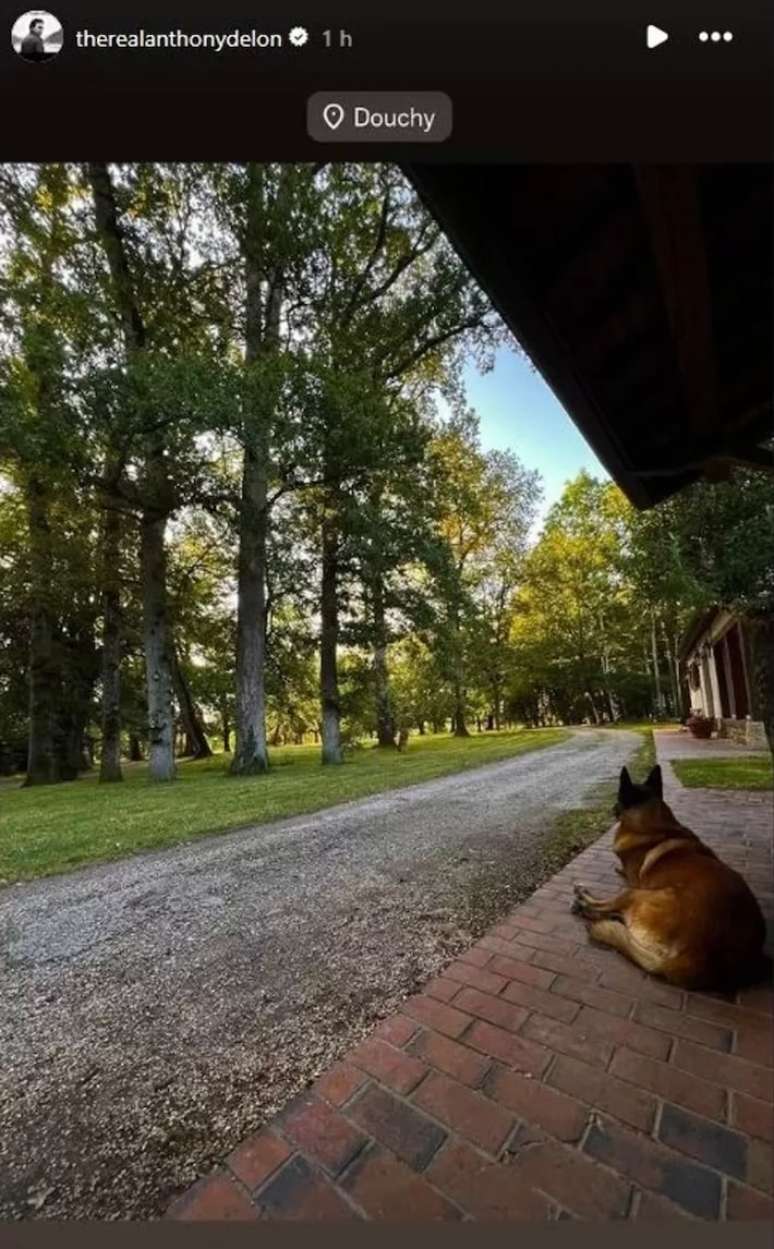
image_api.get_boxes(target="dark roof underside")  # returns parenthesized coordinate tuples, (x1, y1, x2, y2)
(678, 608, 722, 662)
(404, 163, 773, 510)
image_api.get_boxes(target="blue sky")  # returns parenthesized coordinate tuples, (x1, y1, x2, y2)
(464, 345, 608, 524)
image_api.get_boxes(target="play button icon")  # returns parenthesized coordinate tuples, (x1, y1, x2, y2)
(646, 24, 669, 48)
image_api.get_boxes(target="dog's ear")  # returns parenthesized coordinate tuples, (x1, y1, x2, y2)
(618, 766, 635, 806)
(646, 765, 663, 799)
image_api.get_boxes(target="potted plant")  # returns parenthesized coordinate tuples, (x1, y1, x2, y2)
(687, 709, 713, 739)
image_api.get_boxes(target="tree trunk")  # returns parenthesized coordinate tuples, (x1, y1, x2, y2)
(172, 645, 212, 760)
(601, 683, 615, 722)
(320, 508, 343, 764)
(660, 619, 681, 718)
(372, 578, 396, 747)
(88, 163, 146, 350)
(60, 638, 97, 780)
(63, 722, 86, 778)
(373, 649, 396, 745)
(597, 612, 620, 722)
(650, 611, 664, 715)
(88, 165, 178, 783)
(230, 162, 281, 777)
(81, 736, 95, 771)
(231, 446, 270, 774)
(141, 500, 176, 782)
(585, 690, 601, 724)
(24, 476, 62, 785)
(493, 682, 503, 731)
(675, 630, 690, 719)
(450, 599, 469, 737)
(99, 488, 123, 781)
(451, 680, 469, 736)
(129, 734, 143, 762)
(220, 701, 231, 754)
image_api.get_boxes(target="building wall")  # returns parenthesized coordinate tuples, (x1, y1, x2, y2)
(684, 612, 765, 744)
(716, 717, 768, 749)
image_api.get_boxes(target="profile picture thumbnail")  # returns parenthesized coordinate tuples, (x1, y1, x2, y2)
(11, 10, 63, 62)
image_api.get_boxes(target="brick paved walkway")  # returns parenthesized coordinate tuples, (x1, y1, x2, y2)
(167, 732, 773, 1222)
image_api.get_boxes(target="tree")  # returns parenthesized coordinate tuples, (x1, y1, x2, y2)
(87, 163, 236, 781)
(87, 161, 179, 782)
(0, 164, 103, 784)
(165, 507, 237, 759)
(297, 165, 501, 761)
(426, 412, 540, 735)
(199, 163, 324, 776)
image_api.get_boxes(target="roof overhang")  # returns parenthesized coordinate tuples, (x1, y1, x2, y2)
(678, 608, 723, 662)
(404, 163, 773, 510)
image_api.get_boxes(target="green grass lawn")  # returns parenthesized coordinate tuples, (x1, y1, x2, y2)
(0, 728, 570, 885)
(671, 755, 774, 791)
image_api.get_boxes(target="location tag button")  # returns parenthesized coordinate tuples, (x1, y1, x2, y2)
(322, 102, 345, 131)
(308, 93, 453, 143)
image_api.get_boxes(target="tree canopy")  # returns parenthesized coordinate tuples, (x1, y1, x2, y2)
(1, 162, 771, 783)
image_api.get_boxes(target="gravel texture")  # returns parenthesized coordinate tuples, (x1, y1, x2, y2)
(0, 727, 639, 1220)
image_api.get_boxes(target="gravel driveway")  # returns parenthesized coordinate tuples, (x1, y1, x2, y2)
(0, 727, 639, 1219)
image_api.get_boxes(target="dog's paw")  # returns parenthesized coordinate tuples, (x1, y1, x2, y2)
(571, 888, 589, 915)
(571, 883, 594, 916)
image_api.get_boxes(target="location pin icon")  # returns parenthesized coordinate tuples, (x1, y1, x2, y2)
(322, 102, 345, 130)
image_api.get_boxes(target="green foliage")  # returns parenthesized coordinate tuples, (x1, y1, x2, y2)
(2, 160, 769, 795)
(629, 471, 774, 617)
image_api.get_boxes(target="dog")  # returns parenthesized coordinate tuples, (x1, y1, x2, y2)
(571, 764, 768, 991)
(396, 728, 409, 752)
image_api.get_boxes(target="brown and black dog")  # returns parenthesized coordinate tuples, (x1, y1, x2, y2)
(571, 764, 768, 991)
